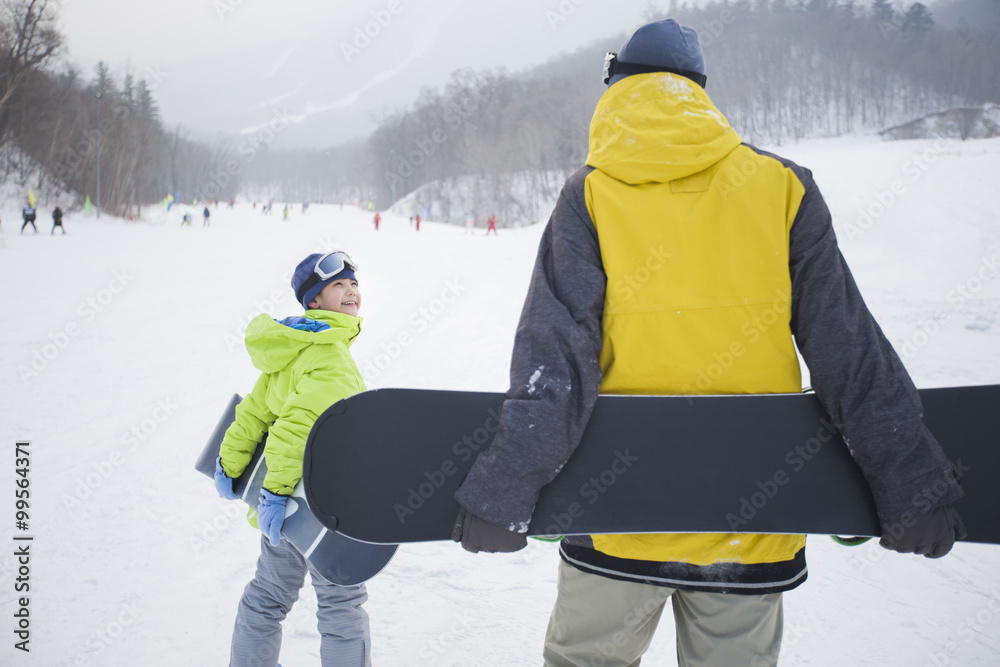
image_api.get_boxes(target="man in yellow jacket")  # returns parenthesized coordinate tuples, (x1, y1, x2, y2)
(452, 19, 966, 667)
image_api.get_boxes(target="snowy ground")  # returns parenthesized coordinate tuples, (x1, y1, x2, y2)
(1, 136, 999, 666)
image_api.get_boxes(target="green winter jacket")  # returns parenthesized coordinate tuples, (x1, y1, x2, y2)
(219, 310, 365, 495)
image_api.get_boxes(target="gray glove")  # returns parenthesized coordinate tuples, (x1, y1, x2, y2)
(879, 503, 967, 558)
(452, 507, 528, 554)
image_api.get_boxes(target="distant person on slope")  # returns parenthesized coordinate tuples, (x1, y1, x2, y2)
(51, 206, 65, 235)
(21, 202, 37, 234)
(203, 206, 211, 227)
(215, 250, 372, 666)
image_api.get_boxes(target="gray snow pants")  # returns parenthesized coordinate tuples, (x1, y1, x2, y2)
(230, 536, 371, 667)
(543, 559, 783, 667)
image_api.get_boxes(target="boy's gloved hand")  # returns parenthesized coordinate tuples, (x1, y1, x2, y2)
(879, 503, 967, 558)
(214, 457, 240, 500)
(258, 490, 288, 546)
(452, 506, 527, 553)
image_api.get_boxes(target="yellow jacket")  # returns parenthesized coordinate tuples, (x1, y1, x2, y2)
(456, 72, 961, 594)
(585, 73, 805, 566)
(220, 310, 365, 496)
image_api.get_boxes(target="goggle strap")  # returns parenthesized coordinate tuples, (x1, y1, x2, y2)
(606, 56, 707, 88)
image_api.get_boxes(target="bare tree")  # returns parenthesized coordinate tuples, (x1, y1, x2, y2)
(0, 0, 61, 147)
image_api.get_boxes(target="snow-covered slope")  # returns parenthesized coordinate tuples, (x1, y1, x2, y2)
(1, 136, 998, 665)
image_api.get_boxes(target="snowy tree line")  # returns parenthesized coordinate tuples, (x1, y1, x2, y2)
(348, 0, 1000, 211)
(243, 66, 600, 221)
(2, 0, 998, 220)
(0, 0, 240, 217)
(667, 0, 1000, 144)
(243, 0, 999, 217)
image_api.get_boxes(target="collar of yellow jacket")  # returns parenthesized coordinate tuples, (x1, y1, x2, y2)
(586, 72, 742, 184)
(244, 310, 362, 374)
(302, 309, 363, 339)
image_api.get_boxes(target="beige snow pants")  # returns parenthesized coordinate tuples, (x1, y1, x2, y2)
(543, 559, 784, 667)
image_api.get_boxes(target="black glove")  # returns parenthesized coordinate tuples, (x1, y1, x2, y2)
(879, 503, 967, 558)
(452, 506, 528, 554)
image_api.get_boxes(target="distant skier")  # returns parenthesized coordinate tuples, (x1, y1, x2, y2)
(486, 215, 497, 235)
(21, 203, 37, 234)
(415, 214, 421, 232)
(283, 205, 290, 221)
(203, 206, 211, 227)
(373, 212, 381, 231)
(464, 213, 474, 234)
(51, 206, 65, 235)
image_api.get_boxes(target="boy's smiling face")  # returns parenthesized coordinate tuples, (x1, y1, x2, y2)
(309, 278, 361, 316)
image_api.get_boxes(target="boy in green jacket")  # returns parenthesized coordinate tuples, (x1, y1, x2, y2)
(215, 250, 370, 667)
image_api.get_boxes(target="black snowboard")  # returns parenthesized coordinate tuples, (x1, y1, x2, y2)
(302, 385, 999, 545)
(195, 394, 397, 584)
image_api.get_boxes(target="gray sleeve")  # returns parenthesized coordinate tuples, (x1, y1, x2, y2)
(454, 167, 606, 531)
(787, 166, 964, 521)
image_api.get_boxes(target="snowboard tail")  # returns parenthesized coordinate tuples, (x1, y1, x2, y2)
(196, 394, 397, 584)
(302, 385, 999, 546)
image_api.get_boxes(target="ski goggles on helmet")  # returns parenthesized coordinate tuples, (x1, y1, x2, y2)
(313, 250, 358, 280)
(296, 251, 358, 307)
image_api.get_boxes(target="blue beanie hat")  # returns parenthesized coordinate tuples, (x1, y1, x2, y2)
(292, 253, 357, 309)
(606, 19, 706, 88)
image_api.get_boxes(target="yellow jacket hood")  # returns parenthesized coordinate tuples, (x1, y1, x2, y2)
(587, 73, 742, 184)
(244, 310, 362, 375)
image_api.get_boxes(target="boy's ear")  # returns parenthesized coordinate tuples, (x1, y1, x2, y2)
(307, 299, 319, 309)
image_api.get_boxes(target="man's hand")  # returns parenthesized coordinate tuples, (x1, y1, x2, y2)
(452, 507, 528, 554)
(879, 503, 967, 558)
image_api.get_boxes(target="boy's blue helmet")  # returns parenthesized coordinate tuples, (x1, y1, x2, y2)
(292, 252, 357, 309)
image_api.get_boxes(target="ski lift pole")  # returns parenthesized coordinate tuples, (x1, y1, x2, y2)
(95, 92, 103, 219)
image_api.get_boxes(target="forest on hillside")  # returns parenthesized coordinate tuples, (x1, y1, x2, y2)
(0, 0, 239, 217)
(2, 0, 998, 219)
(243, 0, 1000, 220)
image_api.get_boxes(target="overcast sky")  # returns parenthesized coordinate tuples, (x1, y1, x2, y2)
(56, 0, 667, 147)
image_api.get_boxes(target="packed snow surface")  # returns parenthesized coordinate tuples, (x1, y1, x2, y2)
(1, 136, 999, 665)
